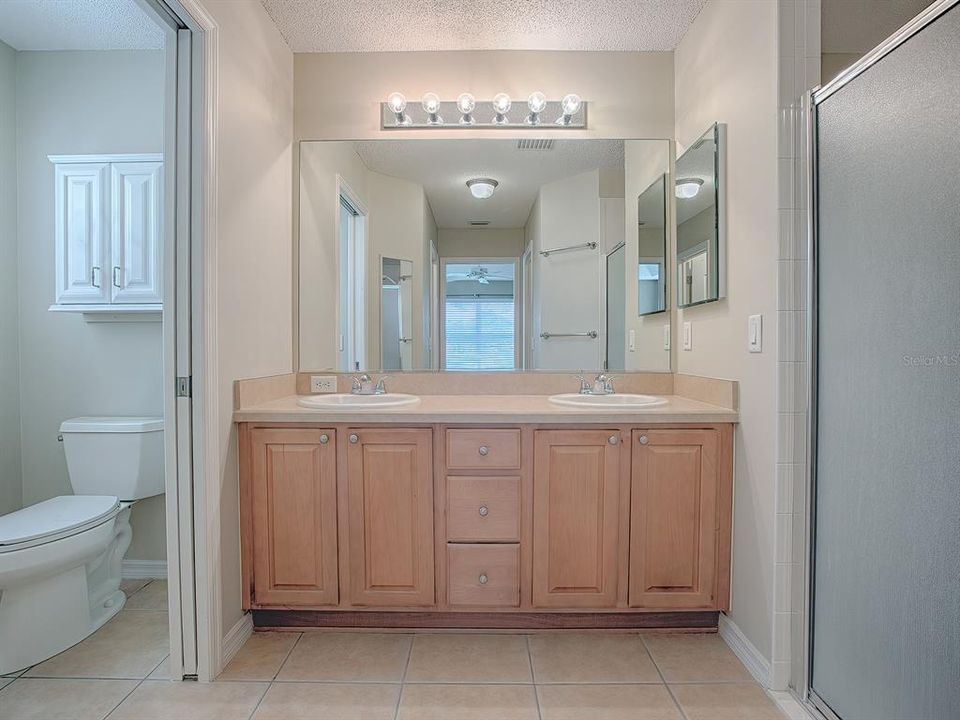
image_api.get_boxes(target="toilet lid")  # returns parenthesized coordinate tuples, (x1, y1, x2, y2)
(0, 496, 121, 550)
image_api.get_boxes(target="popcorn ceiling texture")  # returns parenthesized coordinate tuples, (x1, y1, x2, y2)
(0, 0, 164, 51)
(261, 0, 709, 52)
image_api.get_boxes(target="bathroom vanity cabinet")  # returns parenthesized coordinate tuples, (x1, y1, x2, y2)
(239, 422, 733, 628)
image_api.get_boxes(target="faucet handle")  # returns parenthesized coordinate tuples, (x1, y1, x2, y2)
(374, 375, 391, 394)
(593, 373, 617, 394)
(573, 374, 591, 394)
(350, 375, 362, 392)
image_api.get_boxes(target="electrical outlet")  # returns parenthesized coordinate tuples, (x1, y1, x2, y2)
(683, 321, 693, 351)
(310, 375, 338, 393)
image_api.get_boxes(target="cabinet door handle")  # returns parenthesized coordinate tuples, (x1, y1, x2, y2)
(319, 434, 329, 444)
(349, 434, 359, 444)
(478, 445, 489, 456)
(91, 266, 100, 288)
(112, 266, 122, 288)
(478, 573, 489, 585)
(478, 505, 489, 517)
(608, 435, 618, 445)
(638, 435, 649, 445)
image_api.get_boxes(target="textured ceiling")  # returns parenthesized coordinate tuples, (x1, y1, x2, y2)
(261, 0, 708, 52)
(0, 0, 164, 51)
(822, 0, 933, 53)
(348, 138, 628, 228)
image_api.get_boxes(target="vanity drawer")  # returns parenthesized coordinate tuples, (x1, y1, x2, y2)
(447, 476, 520, 542)
(447, 544, 520, 607)
(446, 429, 521, 470)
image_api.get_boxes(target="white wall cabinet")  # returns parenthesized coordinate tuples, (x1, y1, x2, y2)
(49, 154, 163, 315)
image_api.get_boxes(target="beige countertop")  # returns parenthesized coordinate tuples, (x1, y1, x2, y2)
(233, 394, 738, 424)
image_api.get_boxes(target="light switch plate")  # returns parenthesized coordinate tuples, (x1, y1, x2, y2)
(682, 321, 693, 351)
(628, 329, 636, 352)
(663, 324, 671, 350)
(748, 314, 763, 353)
(310, 375, 338, 393)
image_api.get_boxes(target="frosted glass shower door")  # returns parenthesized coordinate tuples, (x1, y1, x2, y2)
(810, 4, 960, 719)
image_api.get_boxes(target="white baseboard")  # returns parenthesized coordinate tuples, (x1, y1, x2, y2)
(220, 613, 254, 673)
(122, 559, 168, 579)
(719, 613, 772, 688)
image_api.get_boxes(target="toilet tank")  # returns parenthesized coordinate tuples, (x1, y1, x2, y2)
(59, 417, 164, 501)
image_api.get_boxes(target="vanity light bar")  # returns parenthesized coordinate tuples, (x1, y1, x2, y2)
(381, 92, 587, 130)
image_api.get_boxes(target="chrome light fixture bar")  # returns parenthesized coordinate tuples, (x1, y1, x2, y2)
(381, 92, 587, 130)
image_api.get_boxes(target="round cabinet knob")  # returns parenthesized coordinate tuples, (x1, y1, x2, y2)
(638, 435, 649, 445)
(478, 446, 489, 456)
(319, 434, 329, 444)
(349, 434, 359, 444)
(478, 505, 489, 517)
(608, 435, 618, 445)
(478, 573, 489, 585)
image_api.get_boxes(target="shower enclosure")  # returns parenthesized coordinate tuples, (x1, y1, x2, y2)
(806, 1, 960, 718)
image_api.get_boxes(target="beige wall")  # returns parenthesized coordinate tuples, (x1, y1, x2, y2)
(14, 50, 167, 559)
(294, 51, 675, 141)
(0, 40, 20, 516)
(437, 228, 524, 258)
(201, 0, 294, 638)
(675, 0, 780, 661)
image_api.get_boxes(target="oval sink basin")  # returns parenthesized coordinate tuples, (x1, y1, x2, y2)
(548, 393, 668, 409)
(297, 393, 420, 409)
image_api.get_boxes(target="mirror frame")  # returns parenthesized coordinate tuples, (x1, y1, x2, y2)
(675, 122, 726, 309)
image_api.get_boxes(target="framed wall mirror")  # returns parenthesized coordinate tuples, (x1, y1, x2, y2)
(637, 173, 668, 316)
(675, 123, 725, 308)
(298, 138, 672, 373)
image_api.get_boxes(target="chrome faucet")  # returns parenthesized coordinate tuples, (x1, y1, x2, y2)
(574, 373, 616, 395)
(351, 374, 390, 395)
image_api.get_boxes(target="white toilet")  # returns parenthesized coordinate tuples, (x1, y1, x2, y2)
(0, 416, 164, 675)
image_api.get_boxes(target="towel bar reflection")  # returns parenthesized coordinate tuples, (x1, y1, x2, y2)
(540, 330, 599, 339)
(539, 241, 597, 257)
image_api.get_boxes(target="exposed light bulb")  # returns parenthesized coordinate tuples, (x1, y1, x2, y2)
(556, 93, 582, 125)
(526, 91, 547, 125)
(561, 93, 581, 115)
(456, 93, 476, 114)
(527, 91, 547, 114)
(492, 93, 512, 124)
(457, 93, 476, 125)
(675, 178, 704, 199)
(387, 92, 406, 113)
(467, 178, 499, 200)
(421, 92, 443, 125)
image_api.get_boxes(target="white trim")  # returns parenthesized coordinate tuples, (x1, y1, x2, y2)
(220, 613, 253, 672)
(768, 690, 822, 720)
(719, 613, 772, 687)
(48, 153, 163, 165)
(122, 560, 168, 579)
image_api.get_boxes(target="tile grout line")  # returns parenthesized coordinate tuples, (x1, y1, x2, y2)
(101, 653, 169, 720)
(639, 636, 691, 720)
(524, 634, 543, 720)
(271, 631, 304, 681)
(245, 629, 305, 720)
(393, 633, 414, 720)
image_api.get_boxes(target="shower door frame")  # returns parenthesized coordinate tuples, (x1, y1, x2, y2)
(801, 1, 960, 717)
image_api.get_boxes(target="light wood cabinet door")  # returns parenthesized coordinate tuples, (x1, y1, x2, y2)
(251, 428, 338, 606)
(629, 429, 719, 608)
(532, 430, 622, 608)
(344, 428, 435, 606)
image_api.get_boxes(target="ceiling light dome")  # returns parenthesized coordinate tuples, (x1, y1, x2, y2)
(675, 178, 704, 199)
(467, 178, 499, 199)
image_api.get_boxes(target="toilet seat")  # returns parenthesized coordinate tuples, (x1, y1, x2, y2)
(0, 496, 121, 553)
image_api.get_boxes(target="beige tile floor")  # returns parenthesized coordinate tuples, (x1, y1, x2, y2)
(0, 580, 789, 720)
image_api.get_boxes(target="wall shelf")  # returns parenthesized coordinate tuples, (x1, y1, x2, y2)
(48, 304, 162, 323)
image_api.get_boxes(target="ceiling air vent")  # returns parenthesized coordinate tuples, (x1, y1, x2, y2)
(468, 220, 490, 226)
(516, 139, 554, 151)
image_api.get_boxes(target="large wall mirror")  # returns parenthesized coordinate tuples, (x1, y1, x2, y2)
(298, 138, 672, 373)
(676, 123, 725, 308)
